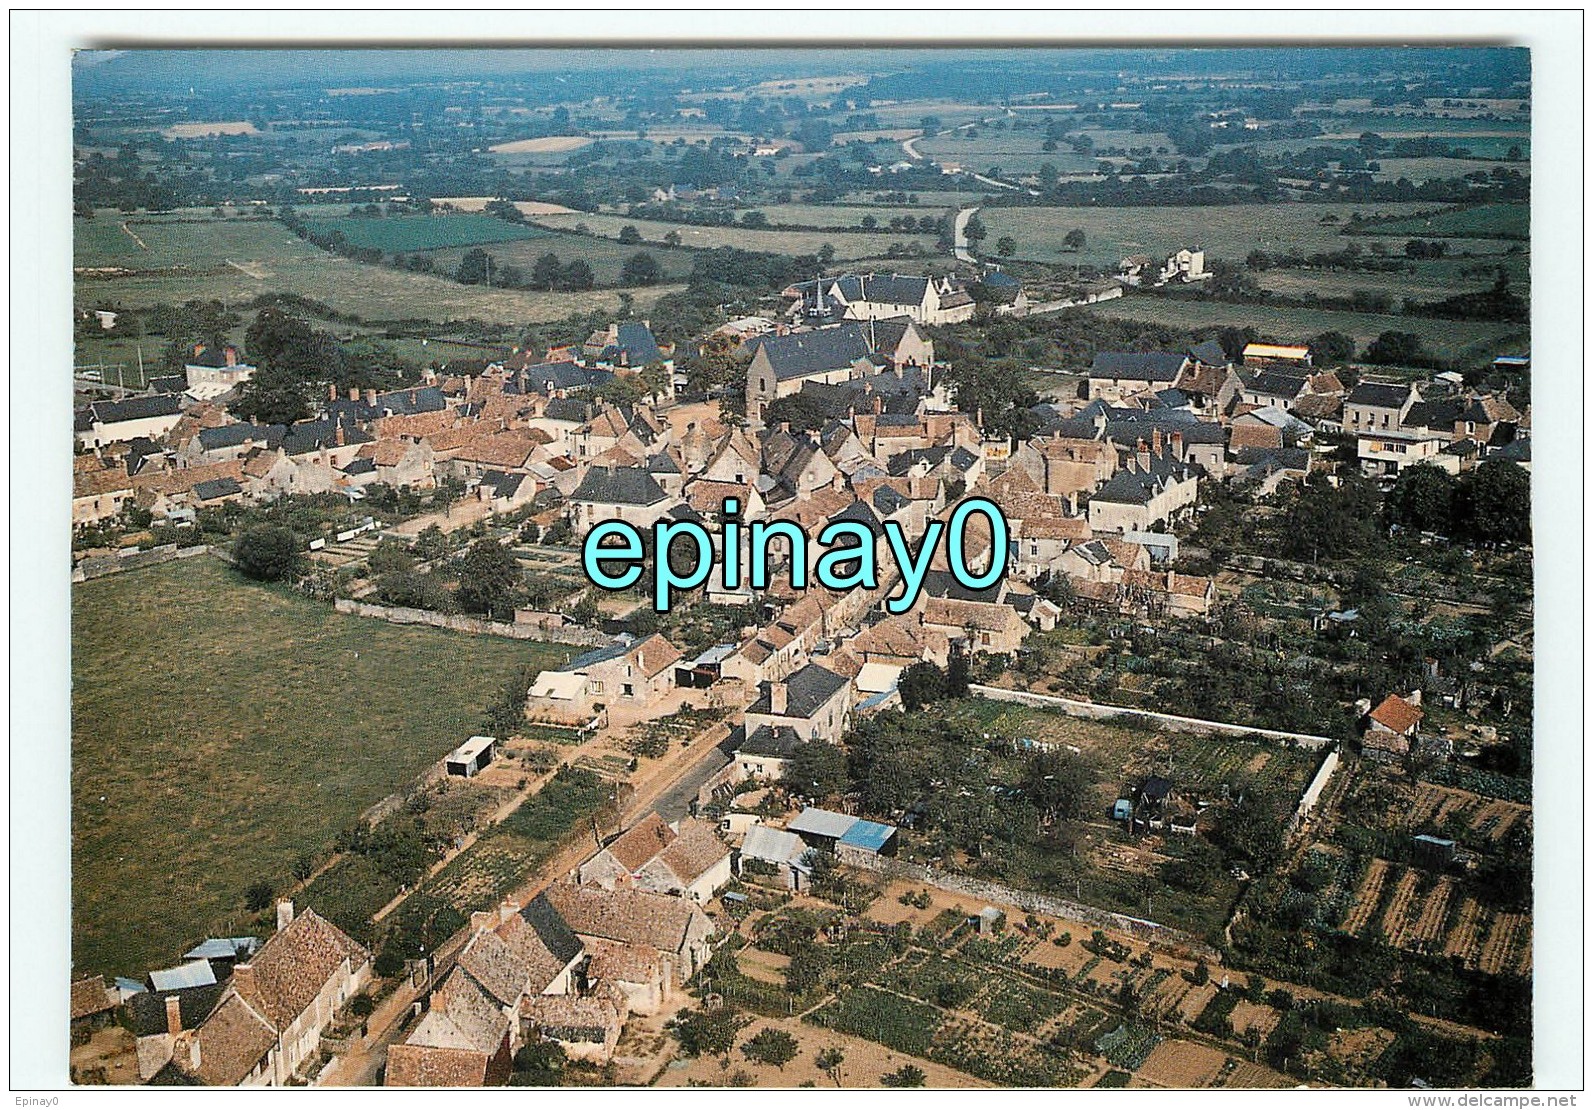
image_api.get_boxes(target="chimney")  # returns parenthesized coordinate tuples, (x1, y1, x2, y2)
(334, 424, 346, 447)
(365, 388, 378, 406)
(873, 395, 883, 415)
(193, 343, 204, 357)
(1166, 569, 1176, 591)
(1170, 430, 1183, 458)
(186, 1031, 201, 1073)
(779, 422, 790, 435)
(1136, 437, 1150, 471)
(276, 899, 294, 931)
(409, 389, 418, 406)
(165, 994, 183, 1036)
(348, 387, 359, 402)
(770, 682, 789, 716)
(499, 899, 521, 924)
(224, 346, 238, 367)
(1151, 426, 1163, 454)
(328, 383, 338, 402)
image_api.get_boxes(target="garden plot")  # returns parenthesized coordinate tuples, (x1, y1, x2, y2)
(1477, 913, 1532, 977)
(1134, 1039, 1228, 1088)
(1341, 858, 1391, 935)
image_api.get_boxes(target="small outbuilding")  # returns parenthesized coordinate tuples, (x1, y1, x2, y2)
(445, 735, 497, 778)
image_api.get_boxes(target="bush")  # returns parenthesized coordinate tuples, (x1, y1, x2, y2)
(740, 1027, 798, 1069)
(244, 881, 275, 912)
(234, 525, 301, 582)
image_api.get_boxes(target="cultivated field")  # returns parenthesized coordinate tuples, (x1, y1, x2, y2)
(529, 211, 937, 260)
(977, 202, 1445, 270)
(487, 135, 592, 154)
(1350, 202, 1528, 240)
(161, 121, 258, 139)
(71, 557, 568, 978)
(1081, 294, 1525, 367)
(298, 212, 550, 253)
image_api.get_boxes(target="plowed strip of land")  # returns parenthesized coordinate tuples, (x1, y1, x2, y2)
(1342, 859, 1390, 934)
(1380, 868, 1422, 947)
(1442, 897, 1489, 964)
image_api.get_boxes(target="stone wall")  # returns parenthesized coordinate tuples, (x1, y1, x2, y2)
(968, 685, 1337, 751)
(332, 598, 610, 646)
(73, 543, 214, 582)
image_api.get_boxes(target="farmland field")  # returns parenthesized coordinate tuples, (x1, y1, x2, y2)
(1349, 202, 1529, 240)
(1080, 294, 1526, 367)
(418, 232, 699, 288)
(529, 211, 937, 260)
(297, 212, 551, 252)
(977, 202, 1445, 270)
(71, 556, 571, 978)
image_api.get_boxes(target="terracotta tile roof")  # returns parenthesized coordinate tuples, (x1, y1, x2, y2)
(453, 430, 539, 469)
(385, 1043, 488, 1087)
(193, 993, 276, 1086)
(242, 450, 282, 478)
(492, 907, 582, 994)
(73, 465, 134, 499)
(70, 975, 115, 1020)
(457, 929, 531, 1008)
(373, 438, 423, 467)
(1100, 538, 1147, 569)
(685, 480, 758, 515)
(632, 634, 684, 679)
(1123, 568, 1213, 599)
(1017, 515, 1091, 542)
(1369, 693, 1423, 735)
(584, 938, 661, 985)
(1229, 423, 1284, 452)
(415, 971, 510, 1054)
(604, 814, 676, 874)
(922, 596, 1019, 634)
(539, 884, 704, 956)
(134, 459, 245, 498)
(375, 410, 457, 440)
(520, 993, 624, 1042)
(231, 909, 368, 1031)
(1306, 371, 1345, 395)
(652, 819, 729, 886)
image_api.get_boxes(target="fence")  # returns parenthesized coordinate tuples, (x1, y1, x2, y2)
(845, 853, 1220, 961)
(968, 685, 1337, 751)
(332, 598, 611, 646)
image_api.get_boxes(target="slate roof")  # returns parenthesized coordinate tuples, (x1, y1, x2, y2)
(192, 477, 244, 500)
(1090, 351, 1189, 382)
(1246, 371, 1308, 399)
(748, 663, 849, 720)
(543, 397, 595, 423)
(282, 418, 372, 456)
(834, 273, 931, 306)
(653, 819, 730, 886)
(570, 465, 668, 507)
(1346, 381, 1412, 408)
(787, 807, 858, 839)
(83, 393, 183, 426)
(128, 982, 224, 1036)
(517, 361, 613, 395)
(736, 724, 804, 759)
(1187, 339, 1229, 367)
(611, 322, 663, 366)
(752, 323, 874, 381)
(197, 423, 286, 451)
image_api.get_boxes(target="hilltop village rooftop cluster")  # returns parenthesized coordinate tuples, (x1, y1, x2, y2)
(71, 265, 1531, 1088)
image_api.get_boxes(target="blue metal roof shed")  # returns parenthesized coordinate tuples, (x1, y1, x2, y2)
(837, 819, 896, 854)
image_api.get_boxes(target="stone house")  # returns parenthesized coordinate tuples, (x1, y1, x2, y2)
(743, 663, 852, 745)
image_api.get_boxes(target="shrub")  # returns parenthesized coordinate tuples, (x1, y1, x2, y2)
(234, 525, 301, 582)
(740, 1027, 798, 1069)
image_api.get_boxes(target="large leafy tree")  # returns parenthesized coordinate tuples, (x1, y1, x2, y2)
(1021, 749, 1093, 826)
(1461, 459, 1530, 543)
(1386, 463, 1459, 534)
(785, 741, 848, 800)
(454, 538, 525, 619)
(233, 525, 302, 582)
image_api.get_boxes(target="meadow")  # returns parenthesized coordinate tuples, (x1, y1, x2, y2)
(70, 556, 571, 977)
(1081, 293, 1526, 367)
(529, 211, 938, 260)
(1349, 202, 1528, 240)
(297, 212, 552, 253)
(977, 202, 1443, 270)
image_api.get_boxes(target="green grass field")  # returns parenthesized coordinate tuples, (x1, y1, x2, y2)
(71, 557, 575, 977)
(979, 202, 1441, 270)
(1349, 202, 1529, 240)
(1080, 292, 1527, 367)
(419, 232, 699, 288)
(530, 211, 937, 260)
(299, 213, 551, 253)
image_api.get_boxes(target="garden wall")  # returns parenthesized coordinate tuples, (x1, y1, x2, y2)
(968, 685, 1337, 751)
(332, 598, 610, 646)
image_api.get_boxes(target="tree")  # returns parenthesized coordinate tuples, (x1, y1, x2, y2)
(617, 223, 642, 244)
(963, 213, 987, 247)
(1021, 749, 1092, 826)
(1387, 464, 1459, 534)
(898, 661, 948, 710)
(786, 741, 848, 800)
(1461, 459, 1530, 543)
(817, 242, 836, 266)
(234, 525, 302, 582)
(233, 363, 311, 425)
(1362, 330, 1432, 367)
(244, 881, 275, 912)
(946, 651, 971, 698)
(292, 853, 316, 883)
(815, 1046, 845, 1087)
(1063, 227, 1087, 252)
(1309, 330, 1356, 365)
(881, 1064, 927, 1087)
(454, 538, 524, 618)
(663, 229, 682, 247)
(670, 1006, 747, 1057)
(531, 252, 563, 290)
(456, 248, 493, 285)
(510, 1041, 566, 1085)
(741, 1028, 798, 1069)
(995, 235, 1017, 257)
(620, 251, 663, 286)
(558, 259, 595, 291)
